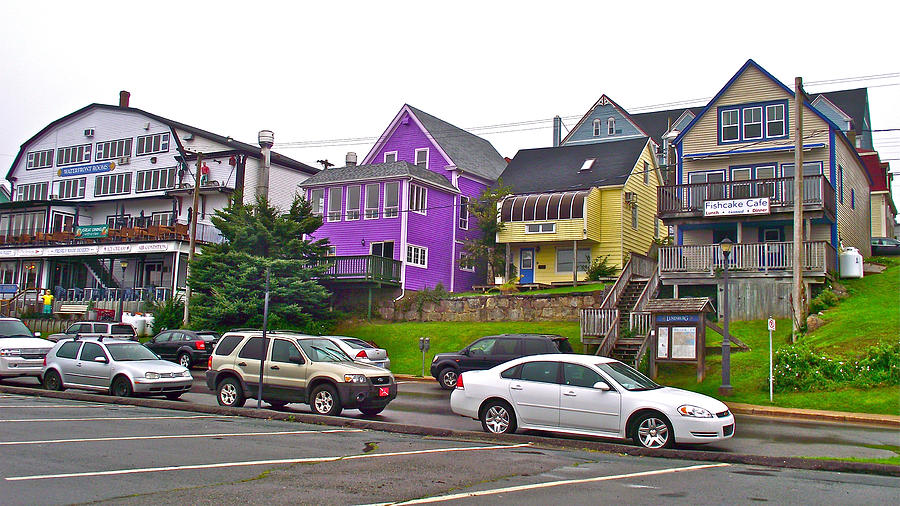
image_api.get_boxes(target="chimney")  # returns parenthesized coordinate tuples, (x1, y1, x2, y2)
(553, 116, 562, 147)
(346, 152, 357, 167)
(256, 130, 274, 199)
(119, 90, 131, 108)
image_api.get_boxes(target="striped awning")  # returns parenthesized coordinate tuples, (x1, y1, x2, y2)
(499, 191, 589, 222)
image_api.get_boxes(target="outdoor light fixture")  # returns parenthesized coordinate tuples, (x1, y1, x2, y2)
(719, 238, 733, 396)
(120, 260, 128, 271)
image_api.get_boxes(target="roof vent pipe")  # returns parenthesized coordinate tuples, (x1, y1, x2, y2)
(119, 91, 131, 108)
(346, 152, 357, 167)
(256, 130, 274, 199)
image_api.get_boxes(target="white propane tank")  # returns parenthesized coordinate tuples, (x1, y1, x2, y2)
(838, 247, 864, 278)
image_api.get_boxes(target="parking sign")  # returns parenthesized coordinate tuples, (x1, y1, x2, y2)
(768, 317, 776, 331)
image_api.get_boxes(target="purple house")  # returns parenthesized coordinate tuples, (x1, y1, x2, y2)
(300, 105, 506, 300)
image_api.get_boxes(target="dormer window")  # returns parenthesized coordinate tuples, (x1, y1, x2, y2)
(415, 148, 428, 169)
(607, 117, 615, 135)
(592, 119, 601, 136)
(384, 151, 397, 163)
(579, 159, 595, 172)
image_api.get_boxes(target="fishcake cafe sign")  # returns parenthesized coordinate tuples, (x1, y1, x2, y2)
(704, 197, 770, 217)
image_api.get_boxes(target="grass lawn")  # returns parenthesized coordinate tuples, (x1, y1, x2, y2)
(332, 320, 582, 376)
(451, 282, 607, 298)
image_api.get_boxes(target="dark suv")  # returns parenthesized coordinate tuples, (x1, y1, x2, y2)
(144, 329, 220, 369)
(430, 334, 573, 389)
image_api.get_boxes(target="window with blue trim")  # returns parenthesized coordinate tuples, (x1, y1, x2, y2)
(851, 189, 855, 209)
(839, 166, 844, 204)
(718, 100, 788, 144)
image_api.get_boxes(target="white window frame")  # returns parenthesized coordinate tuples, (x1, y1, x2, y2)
(135, 132, 170, 156)
(579, 159, 594, 172)
(16, 182, 49, 201)
(95, 138, 133, 161)
(458, 196, 469, 230)
(57, 178, 86, 199)
(26, 149, 54, 169)
(406, 244, 428, 268)
(327, 187, 342, 222)
(414, 148, 429, 169)
(56, 144, 92, 166)
(151, 211, 174, 226)
(459, 253, 476, 272)
(631, 203, 639, 230)
(643, 160, 650, 185)
(409, 183, 427, 215)
(383, 151, 398, 163)
(346, 185, 361, 221)
(592, 119, 601, 136)
(135, 167, 176, 193)
(766, 104, 785, 138)
(94, 173, 132, 197)
(742, 106, 763, 140)
(383, 182, 399, 218)
(364, 183, 379, 219)
(607, 117, 616, 135)
(525, 223, 555, 234)
(721, 109, 739, 141)
(326, 246, 336, 256)
(309, 189, 325, 216)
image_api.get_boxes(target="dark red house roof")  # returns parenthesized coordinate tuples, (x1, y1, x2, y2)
(858, 149, 889, 191)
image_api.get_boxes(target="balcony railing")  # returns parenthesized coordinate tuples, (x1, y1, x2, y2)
(659, 241, 836, 275)
(317, 255, 402, 285)
(658, 175, 835, 217)
(0, 220, 224, 248)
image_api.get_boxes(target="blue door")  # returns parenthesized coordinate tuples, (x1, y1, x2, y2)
(519, 248, 534, 284)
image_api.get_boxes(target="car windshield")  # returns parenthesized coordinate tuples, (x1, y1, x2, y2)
(299, 339, 351, 362)
(197, 333, 219, 341)
(596, 362, 661, 391)
(106, 343, 160, 361)
(111, 325, 136, 336)
(341, 338, 373, 350)
(0, 320, 35, 338)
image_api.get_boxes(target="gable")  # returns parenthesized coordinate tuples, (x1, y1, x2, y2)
(362, 108, 451, 176)
(812, 95, 853, 132)
(561, 95, 647, 146)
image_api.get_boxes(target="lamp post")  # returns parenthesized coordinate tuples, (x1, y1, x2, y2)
(719, 238, 733, 396)
(117, 260, 127, 321)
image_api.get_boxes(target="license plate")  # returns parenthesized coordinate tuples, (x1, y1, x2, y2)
(378, 387, 390, 397)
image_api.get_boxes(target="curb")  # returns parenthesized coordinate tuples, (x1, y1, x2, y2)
(2, 384, 898, 477)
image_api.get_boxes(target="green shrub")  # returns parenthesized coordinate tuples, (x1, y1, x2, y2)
(586, 256, 616, 280)
(773, 341, 900, 392)
(809, 289, 839, 314)
(398, 284, 449, 313)
(149, 296, 186, 334)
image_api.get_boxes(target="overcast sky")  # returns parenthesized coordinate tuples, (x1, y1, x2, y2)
(1, 1, 897, 215)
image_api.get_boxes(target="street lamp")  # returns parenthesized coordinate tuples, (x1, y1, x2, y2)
(117, 260, 128, 321)
(719, 238, 733, 396)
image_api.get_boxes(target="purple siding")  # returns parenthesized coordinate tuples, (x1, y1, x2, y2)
(369, 111, 453, 180)
(308, 181, 402, 257)
(453, 175, 488, 290)
(405, 185, 454, 291)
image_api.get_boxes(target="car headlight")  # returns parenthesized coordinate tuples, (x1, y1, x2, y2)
(344, 374, 367, 383)
(677, 405, 714, 418)
(181, 370, 192, 377)
(0, 349, 21, 357)
(144, 372, 160, 379)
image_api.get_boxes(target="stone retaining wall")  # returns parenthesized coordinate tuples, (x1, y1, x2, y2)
(378, 287, 611, 322)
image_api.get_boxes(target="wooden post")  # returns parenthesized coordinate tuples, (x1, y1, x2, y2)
(572, 239, 578, 287)
(792, 77, 805, 339)
(505, 243, 510, 282)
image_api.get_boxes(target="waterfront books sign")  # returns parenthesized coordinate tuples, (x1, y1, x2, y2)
(58, 161, 115, 178)
(75, 225, 109, 239)
(704, 197, 770, 217)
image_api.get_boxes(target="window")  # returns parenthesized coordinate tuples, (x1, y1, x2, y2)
(346, 185, 361, 220)
(556, 248, 591, 273)
(500, 364, 521, 379)
(721, 109, 739, 141)
(409, 184, 427, 215)
(631, 203, 639, 229)
(16, 182, 49, 201)
(136, 132, 169, 156)
(51, 212, 74, 233)
(384, 151, 397, 163)
(766, 104, 785, 137)
(458, 196, 469, 229)
(563, 363, 604, 388)
(107, 214, 132, 228)
(592, 119, 601, 136)
(136, 167, 176, 192)
(79, 342, 106, 362)
(94, 172, 132, 197)
(56, 341, 81, 359)
(95, 138, 132, 161)
(56, 144, 92, 166)
(654, 217, 660, 238)
(383, 182, 399, 218)
(57, 178, 86, 199)
(523, 339, 549, 355)
(643, 160, 650, 185)
(851, 188, 855, 209)
(327, 187, 342, 222)
(415, 148, 428, 169)
(365, 183, 379, 219)
(839, 166, 844, 204)
(406, 244, 427, 268)
(525, 223, 555, 233)
(271, 339, 303, 364)
(326, 246, 336, 256)
(607, 117, 616, 135)
(520, 361, 559, 384)
(151, 211, 174, 226)
(214, 335, 243, 356)
(459, 253, 475, 272)
(26, 149, 54, 169)
(238, 337, 269, 360)
(579, 159, 594, 172)
(310, 189, 324, 216)
(742, 107, 763, 139)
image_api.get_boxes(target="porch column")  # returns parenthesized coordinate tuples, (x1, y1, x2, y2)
(171, 251, 180, 296)
(673, 284, 679, 298)
(505, 243, 510, 282)
(736, 222, 743, 243)
(573, 240, 578, 287)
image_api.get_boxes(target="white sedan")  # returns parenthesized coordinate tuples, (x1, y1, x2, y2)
(450, 354, 734, 449)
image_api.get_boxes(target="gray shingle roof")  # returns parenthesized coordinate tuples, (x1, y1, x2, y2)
(407, 105, 507, 181)
(816, 88, 869, 135)
(643, 297, 715, 313)
(499, 137, 649, 194)
(299, 161, 457, 192)
(631, 107, 701, 146)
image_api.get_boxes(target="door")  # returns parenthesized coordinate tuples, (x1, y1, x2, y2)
(761, 228, 785, 268)
(730, 167, 752, 199)
(689, 171, 725, 209)
(147, 331, 172, 358)
(486, 338, 521, 369)
(264, 338, 308, 402)
(713, 228, 738, 269)
(76, 342, 111, 389)
(559, 363, 620, 433)
(235, 337, 268, 398)
(519, 248, 534, 284)
(508, 360, 560, 428)
(461, 337, 498, 372)
(371, 241, 395, 280)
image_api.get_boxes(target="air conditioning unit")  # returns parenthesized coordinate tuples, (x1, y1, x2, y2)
(624, 191, 636, 203)
(118, 156, 130, 165)
(84, 128, 95, 137)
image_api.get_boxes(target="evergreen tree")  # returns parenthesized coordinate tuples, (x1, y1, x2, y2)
(460, 182, 512, 284)
(187, 192, 332, 332)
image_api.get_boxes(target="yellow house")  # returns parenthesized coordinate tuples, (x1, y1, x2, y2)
(497, 137, 661, 285)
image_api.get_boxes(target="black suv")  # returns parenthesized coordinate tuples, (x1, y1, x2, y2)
(430, 334, 573, 389)
(144, 329, 220, 369)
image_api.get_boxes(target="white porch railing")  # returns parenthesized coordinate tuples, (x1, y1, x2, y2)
(659, 241, 834, 274)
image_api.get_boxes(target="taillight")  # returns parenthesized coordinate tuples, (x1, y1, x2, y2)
(207, 355, 213, 369)
(43, 356, 47, 367)
(456, 374, 464, 389)
(356, 350, 367, 359)
(195, 340, 205, 350)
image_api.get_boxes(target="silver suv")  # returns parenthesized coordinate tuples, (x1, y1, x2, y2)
(48, 321, 138, 342)
(206, 331, 397, 416)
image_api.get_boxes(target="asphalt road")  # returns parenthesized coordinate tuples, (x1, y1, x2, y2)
(5, 373, 898, 462)
(1, 394, 897, 505)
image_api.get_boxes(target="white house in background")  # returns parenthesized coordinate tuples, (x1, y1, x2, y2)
(2, 91, 318, 304)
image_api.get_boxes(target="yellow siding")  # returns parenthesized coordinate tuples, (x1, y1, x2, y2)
(498, 220, 585, 243)
(586, 187, 603, 241)
(514, 242, 607, 284)
(871, 193, 893, 237)
(621, 141, 661, 263)
(598, 187, 623, 268)
(834, 140, 871, 255)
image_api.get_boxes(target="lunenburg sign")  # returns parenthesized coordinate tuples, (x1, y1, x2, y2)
(704, 197, 770, 217)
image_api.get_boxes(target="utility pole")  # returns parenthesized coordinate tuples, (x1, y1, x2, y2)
(183, 153, 203, 327)
(792, 77, 806, 340)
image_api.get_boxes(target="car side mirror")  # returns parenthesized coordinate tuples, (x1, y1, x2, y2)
(460, 348, 469, 356)
(289, 356, 304, 364)
(94, 356, 109, 364)
(593, 381, 611, 391)
(34, 332, 41, 338)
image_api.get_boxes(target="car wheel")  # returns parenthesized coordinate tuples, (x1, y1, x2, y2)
(480, 400, 517, 434)
(43, 370, 64, 391)
(438, 367, 459, 390)
(633, 412, 674, 449)
(267, 400, 288, 410)
(178, 353, 192, 369)
(216, 377, 245, 407)
(310, 384, 342, 416)
(359, 407, 384, 417)
(111, 376, 134, 397)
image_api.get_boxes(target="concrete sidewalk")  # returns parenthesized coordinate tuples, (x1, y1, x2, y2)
(394, 374, 900, 428)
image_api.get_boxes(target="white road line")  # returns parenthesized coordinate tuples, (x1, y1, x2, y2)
(0, 404, 117, 408)
(360, 463, 732, 505)
(5, 443, 532, 481)
(0, 415, 230, 423)
(0, 429, 365, 446)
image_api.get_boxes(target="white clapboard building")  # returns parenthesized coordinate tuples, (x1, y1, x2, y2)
(2, 91, 317, 308)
